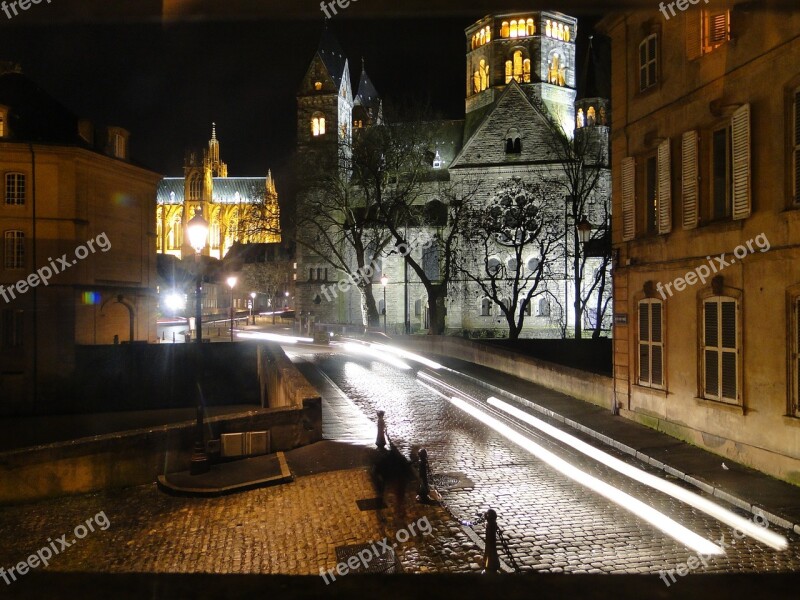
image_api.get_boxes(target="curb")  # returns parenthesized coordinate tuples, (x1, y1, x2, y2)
(447, 366, 800, 536)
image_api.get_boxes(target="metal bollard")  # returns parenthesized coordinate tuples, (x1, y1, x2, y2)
(376, 410, 387, 450)
(416, 448, 430, 503)
(172, 331, 175, 343)
(482, 509, 500, 574)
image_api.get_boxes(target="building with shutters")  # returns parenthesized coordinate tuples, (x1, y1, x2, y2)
(294, 15, 612, 338)
(599, 8, 800, 482)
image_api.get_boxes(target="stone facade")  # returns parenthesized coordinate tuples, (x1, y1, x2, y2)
(599, 9, 800, 482)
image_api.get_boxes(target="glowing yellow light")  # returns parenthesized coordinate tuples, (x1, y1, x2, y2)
(487, 397, 788, 551)
(447, 396, 724, 556)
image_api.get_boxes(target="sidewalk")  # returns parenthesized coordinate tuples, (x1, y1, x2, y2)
(434, 355, 800, 535)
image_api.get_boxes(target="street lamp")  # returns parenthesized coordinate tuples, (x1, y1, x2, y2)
(381, 275, 388, 334)
(285, 290, 289, 309)
(187, 211, 208, 343)
(227, 276, 237, 342)
(250, 291, 256, 325)
(186, 211, 210, 475)
(577, 215, 592, 245)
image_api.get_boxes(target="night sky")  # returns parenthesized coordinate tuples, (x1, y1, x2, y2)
(0, 12, 602, 218)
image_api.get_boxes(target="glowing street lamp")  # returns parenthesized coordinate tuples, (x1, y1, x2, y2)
(250, 291, 257, 325)
(381, 275, 388, 334)
(227, 276, 237, 342)
(186, 212, 208, 343)
(576, 215, 592, 245)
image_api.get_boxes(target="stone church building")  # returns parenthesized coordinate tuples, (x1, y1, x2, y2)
(156, 124, 280, 261)
(295, 12, 611, 337)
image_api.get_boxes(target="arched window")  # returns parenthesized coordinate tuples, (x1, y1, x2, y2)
(513, 51, 523, 82)
(210, 220, 220, 249)
(485, 26, 491, 42)
(505, 128, 521, 154)
(4, 230, 24, 269)
(479, 59, 489, 91)
(172, 216, 182, 249)
(587, 106, 596, 125)
(509, 20, 518, 38)
(537, 298, 550, 317)
(577, 108, 585, 129)
(526, 18, 535, 36)
(523, 59, 531, 83)
(505, 60, 513, 84)
(479, 29, 486, 45)
(507, 257, 518, 272)
(473, 70, 480, 94)
(188, 174, 201, 201)
(517, 20, 526, 37)
(314, 81, 323, 91)
(487, 256, 502, 276)
(311, 113, 326, 137)
(156, 218, 162, 250)
(500, 21, 510, 38)
(414, 299, 422, 317)
(526, 256, 540, 271)
(480, 297, 492, 316)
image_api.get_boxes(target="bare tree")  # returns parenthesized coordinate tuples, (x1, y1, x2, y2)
(240, 261, 292, 324)
(457, 177, 562, 339)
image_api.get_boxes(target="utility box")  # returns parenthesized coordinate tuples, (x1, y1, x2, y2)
(220, 431, 270, 457)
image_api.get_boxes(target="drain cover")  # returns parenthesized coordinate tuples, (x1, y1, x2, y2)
(431, 474, 460, 489)
(334, 542, 400, 574)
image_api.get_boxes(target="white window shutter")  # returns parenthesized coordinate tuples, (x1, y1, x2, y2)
(657, 139, 672, 234)
(621, 157, 636, 241)
(731, 103, 751, 220)
(681, 131, 699, 230)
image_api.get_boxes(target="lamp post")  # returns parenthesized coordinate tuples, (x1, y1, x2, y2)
(186, 210, 209, 475)
(250, 292, 256, 325)
(187, 212, 209, 343)
(227, 276, 237, 342)
(381, 275, 388, 334)
(285, 290, 289, 309)
(577, 215, 592, 245)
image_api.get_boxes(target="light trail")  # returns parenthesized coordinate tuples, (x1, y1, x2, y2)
(236, 331, 313, 344)
(369, 343, 443, 370)
(447, 396, 723, 556)
(487, 397, 788, 551)
(341, 342, 411, 370)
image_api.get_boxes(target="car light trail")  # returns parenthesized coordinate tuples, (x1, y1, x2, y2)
(369, 344, 443, 370)
(341, 342, 411, 370)
(447, 396, 724, 556)
(488, 397, 788, 551)
(236, 332, 313, 344)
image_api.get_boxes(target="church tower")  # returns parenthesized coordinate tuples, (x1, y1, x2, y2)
(464, 11, 577, 136)
(353, 60, 382, 131)
(295, 28, 354, 323)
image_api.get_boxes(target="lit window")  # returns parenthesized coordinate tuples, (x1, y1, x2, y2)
(479, 59, 489, 91)
(500, 21, 510, 38)
(314, 81, 322, 91)
(587, 106, 596, 125)
(577, 108, 585, 129)
(479, 29, 485, 45)
(545, 20, 553, 37)
(485, 26, 491, 42)
(505, 60, 512, 84)
(702, 9, 730, 54)
(473, 70, 480, 94)
(639, 34, 658, 91)
(513, 51, 523, 82)
(5, 173, 25, 205)
(510, 19, 518, 38)
(638, 299, 664, 388)
(113, 133, 126, 159)
(523, 58, 531, 83)
(702, 296, 739, 403)
(517, 19, 526, 37)
(4, 230, 24, 269)
(526, 18, 535, 36)
(0, 107, 6, 138)
(312, 114, 326, 137)
(188, 174, 202, 201)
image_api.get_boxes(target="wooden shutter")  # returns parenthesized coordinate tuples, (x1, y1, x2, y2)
(639, 301, 650, 384)
(686, 10, 702, 61)
(621, 157, 636, 241)
(720, 299, 738, 400)
(657, 139, 672, 234)
(731, 103, 751, 220)
(703, 299, 719, 398)
(794, 90, 800, 203)
(681, 131, 699, 229)
(651, 301, 663, 386)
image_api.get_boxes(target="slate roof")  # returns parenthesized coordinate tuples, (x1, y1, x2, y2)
(317, 28, 348, 88)
(354, 68, 380, 110)
(156, 177, 267, 205)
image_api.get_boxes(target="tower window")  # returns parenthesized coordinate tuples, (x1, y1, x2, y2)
(577, 108, 585, 129)
(548, 53, 566, 86)
(523, 58, 531, 83)
(312, 113, 326, 137)
(314, 81, 323, 91)
(526, 18, 535, 36)
(516, 19, 526, 37)
(505, 129, 521, 154)
(188, 174, 202, 201)
(479, 59, 489, 91)
(509, 20, 518, 38)
(513, 51, 523, 82)
(500, 21, 510, 38)
(587, 106, 596, 125)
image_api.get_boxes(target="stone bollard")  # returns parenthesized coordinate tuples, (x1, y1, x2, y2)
(416, 448, 430, 503)
(482, 509, 500, 574)
(376, 410, 387, 450)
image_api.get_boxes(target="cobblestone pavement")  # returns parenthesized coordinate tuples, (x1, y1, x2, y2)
(296, 347, 800, 580)
(0, 466, 481, 577)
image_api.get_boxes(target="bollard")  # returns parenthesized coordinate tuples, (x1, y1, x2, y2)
(416, 448, 430, 503)
(376, 410, 387, 450)
(172, 331, 175, 343)
(482, 509, 500, 575)
(161, 331, 165, 341)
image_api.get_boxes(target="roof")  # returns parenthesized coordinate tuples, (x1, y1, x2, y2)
(354, 67, 380, 110)
(578, 35, 611, 101)
(316, 28, 348, 88)
(156, 177, 268, 205)
(0, 70, 83, 145)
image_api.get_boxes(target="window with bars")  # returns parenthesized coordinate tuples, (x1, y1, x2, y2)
(5, 173, 25, 205)
(702, 10, 730, 54)
(639, 34, 657, 92)
(638, 299, 664, 388)
(702, 296, 739, 403)
(4, 230, 24, 269)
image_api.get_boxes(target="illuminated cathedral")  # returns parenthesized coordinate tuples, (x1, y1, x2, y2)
(156, 124, 280, 260)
